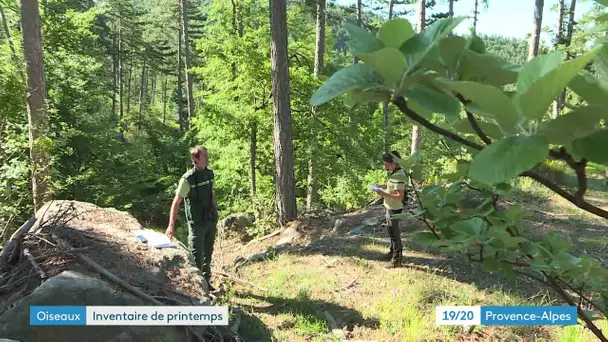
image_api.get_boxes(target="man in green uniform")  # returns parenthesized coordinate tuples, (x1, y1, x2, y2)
(166, 146, 219, 289)
(374, 151, 407, 268)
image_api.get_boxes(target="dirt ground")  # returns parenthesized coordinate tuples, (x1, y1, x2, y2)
(210, 192, 608, 342)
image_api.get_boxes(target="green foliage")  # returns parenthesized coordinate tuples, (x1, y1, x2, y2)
(517, 47, 603, 121)
(571, 128, 608, 165)
(468, 135, 550, 186)
(312, 14, 608, 327)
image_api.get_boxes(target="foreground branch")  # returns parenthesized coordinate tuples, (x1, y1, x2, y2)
(548, 277, 608, 342)
(392, 97, 483, 150)
(456, 93, 492, 145)
(392, 96, 608, 220)
(407, 173, 441, 239)
(549, 147, 588, 203)
(522, 171, 608, 219)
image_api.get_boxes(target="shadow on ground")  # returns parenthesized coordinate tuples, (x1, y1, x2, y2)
(235, 290, 380, 340)
(237, 198, 607, 302)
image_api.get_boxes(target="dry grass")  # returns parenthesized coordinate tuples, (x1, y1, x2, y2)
(212, 189, 608, 342)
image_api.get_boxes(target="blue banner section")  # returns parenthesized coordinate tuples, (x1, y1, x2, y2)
(481, 306, 577, 326)
(30, 306, 87, 326)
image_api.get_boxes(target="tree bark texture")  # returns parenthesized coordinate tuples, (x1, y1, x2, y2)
(269, 0, 297, 225)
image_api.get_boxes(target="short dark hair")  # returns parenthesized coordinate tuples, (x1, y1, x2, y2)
(382, 150, 401, 163)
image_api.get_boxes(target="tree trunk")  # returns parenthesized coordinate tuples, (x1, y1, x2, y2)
(250, 120, 257, 201)
(306, 0, 325, 212)
(177, 25, 186, 131)
(270, 0, 297, 225)
(383, 0, 394, 152)
(162, 74, 167, 124)
(353, 0, 362, 64)
(349, 0, 363, 135)
(448, 0, 454, 18)
(19, 0, 51, 212)
(1, 3, 25, 82)
(473, 0, 479, 32)
(180, 0, 195, 120)
(112, 29, 117, 122)
(565, 0, 576, 59)
(552, 0, 565, 119)
(126, 58, 132, 115)
(411, 0, 424, 156)
(118, 17, 124, 140)
(138, 61, 146, 129)
(528, 0, 544, 61)
(150, 70, 156, 105)
(557, 0, 576, 112)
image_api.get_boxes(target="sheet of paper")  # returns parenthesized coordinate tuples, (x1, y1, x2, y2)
(367, 184, 381, 191)
(132, 229, 175, 248)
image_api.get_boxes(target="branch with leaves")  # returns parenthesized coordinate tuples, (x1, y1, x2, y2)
(391, 96, 608, 220)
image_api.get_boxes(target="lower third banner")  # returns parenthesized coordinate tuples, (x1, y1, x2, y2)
(436, 306, 577, 326)
(30, 306, 229, 326)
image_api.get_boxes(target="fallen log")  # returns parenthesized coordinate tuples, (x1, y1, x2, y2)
(0, 217, 37, 272)
(244, 230, 281, 247)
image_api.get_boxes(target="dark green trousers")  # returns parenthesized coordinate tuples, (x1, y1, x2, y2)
(188, 220, 217, 283)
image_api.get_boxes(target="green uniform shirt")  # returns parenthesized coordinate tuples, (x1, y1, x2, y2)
(384, 168, 407, 210)
(177, 167, 215, 225)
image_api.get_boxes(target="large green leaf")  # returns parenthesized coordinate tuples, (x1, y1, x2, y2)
(553, 252, 583, 271)
(468, 33, 486, 54)
(412, 231, 439, 245)
(530, 258, 552, 271)
(486, 226, 518, 249)
(451, 118, 504, 140)
(407, 99, 434, 119)
(451, 217, 484, 236)
(568, 71, 608, 105)
(460, 50, 520, 86)
(538, 106, 608, 145)
(596, 13, 608, 22)
(595, 46, 608, 81)
(310, 64, 385, 106)
(377, 18, 415, 49)
(344, 89, 389, 108)
(595, 0, 608, 7)
(469, 135, 550, 185)
(399, 17, 465, 75)
(404, 83, 461, 117)
(482, 257, 501, 272)
(588, 22, 608, 33)
(545, 231, 573, 254)
(439, 36, 467, 72)
(418, 45, 448, 75)
(345, 22, 384, 55)
(571, 128, 608, 165)
(516, 46, 603, 121)
(438, 80, 518, 133)
(520, 242, 539, 256)
(358, 47, 406, 88)
(517, 52, 563, 95)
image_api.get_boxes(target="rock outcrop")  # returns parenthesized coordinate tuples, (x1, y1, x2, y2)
(0, 200, 227, 342)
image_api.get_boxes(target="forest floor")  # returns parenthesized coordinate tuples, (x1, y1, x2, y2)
(211, 181, 608, 342)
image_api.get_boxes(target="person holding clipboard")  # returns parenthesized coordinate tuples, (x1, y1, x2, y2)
(371, 151, 407, 268)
